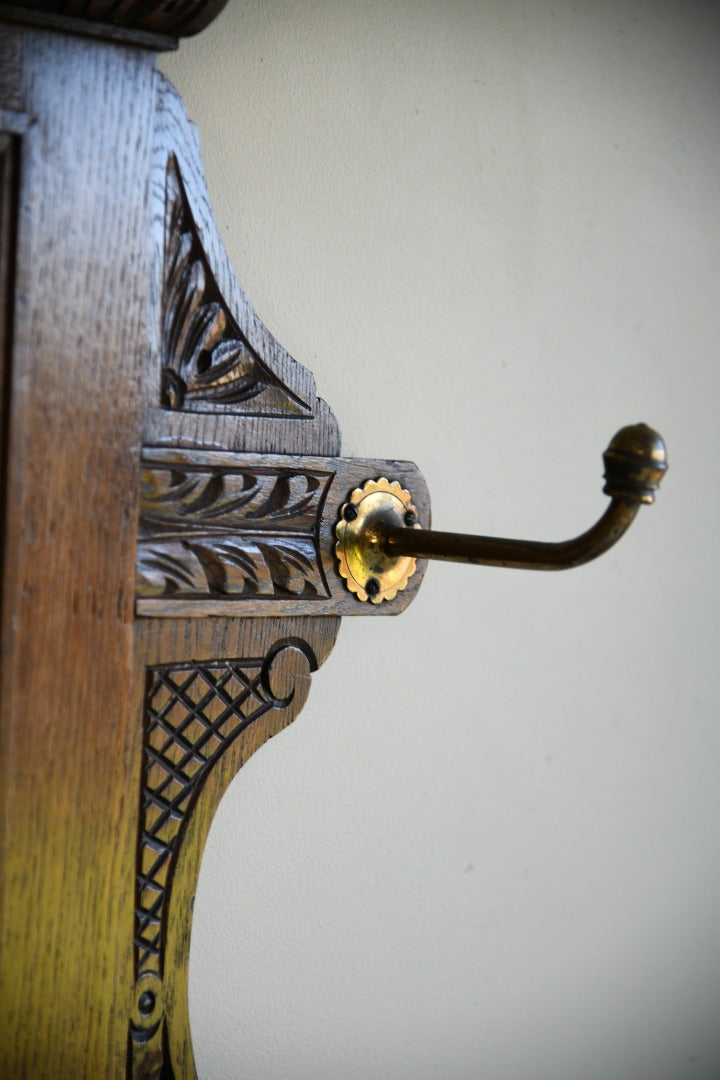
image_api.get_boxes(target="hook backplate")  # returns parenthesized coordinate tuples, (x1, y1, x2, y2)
(335, 479, 420, 603)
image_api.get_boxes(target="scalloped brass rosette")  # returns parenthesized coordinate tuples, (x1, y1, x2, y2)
(335, 478, 420, 603)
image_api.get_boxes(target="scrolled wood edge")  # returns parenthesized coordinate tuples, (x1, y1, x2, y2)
(129, 616, 340, 1080)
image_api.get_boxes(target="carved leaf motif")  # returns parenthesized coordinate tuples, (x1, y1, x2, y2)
(161, 157, 311, 416)
(140, 466, 324, 531)
(137, 536, 323, 598)
(137, 463, 332, 600)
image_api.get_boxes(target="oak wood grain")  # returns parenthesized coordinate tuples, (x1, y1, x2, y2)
(0, 28, 157, 1077)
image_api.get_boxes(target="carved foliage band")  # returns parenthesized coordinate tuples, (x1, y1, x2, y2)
(162, 156, 311, 417)
(137, 461, 333, 601)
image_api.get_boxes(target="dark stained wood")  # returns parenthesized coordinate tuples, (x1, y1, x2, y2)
(125, 67, 369, 1078)
(0, 4, 178, 50)
(0, 1, 228, 48)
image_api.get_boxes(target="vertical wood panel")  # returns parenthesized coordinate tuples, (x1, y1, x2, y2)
(0, 32, 157, 1076)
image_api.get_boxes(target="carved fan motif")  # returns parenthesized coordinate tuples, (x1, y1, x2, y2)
(161, 157, 311, 417)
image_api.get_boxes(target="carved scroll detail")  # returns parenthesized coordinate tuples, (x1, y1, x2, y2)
(130, 641, 317, 1076)
(161, 157, 311, 418)
(137, 460, 333, 601)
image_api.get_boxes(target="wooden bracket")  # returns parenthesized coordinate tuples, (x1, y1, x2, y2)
(0, 8, 429, 1077)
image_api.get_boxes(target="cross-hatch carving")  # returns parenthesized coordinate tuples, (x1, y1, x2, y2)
(135, 659, 278, 980)
(129, 643, 317, 1076)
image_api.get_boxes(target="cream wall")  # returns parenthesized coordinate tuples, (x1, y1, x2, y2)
(160, 3, 720, 1077)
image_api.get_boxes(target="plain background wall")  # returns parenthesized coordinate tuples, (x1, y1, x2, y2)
(160, 3, 720, 1077)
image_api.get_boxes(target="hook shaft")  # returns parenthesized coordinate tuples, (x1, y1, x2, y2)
(383, 423, 667, 573)
(383, 499, 638, 571)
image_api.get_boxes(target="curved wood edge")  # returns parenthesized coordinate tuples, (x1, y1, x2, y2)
(163, 647, 319, 1078)
(129, 615, 340, 1079)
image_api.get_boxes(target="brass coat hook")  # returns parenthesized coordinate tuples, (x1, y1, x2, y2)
(335, 423, 667, 603)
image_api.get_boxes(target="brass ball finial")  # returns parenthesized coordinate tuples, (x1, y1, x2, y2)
(602, 423, 668, 505)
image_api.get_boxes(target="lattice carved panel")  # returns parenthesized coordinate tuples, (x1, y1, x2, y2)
(129, 638, 319, 1077)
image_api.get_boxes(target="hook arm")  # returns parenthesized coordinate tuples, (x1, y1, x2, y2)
(383, 499, 639, 571)
(382, 423, 667, 572)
